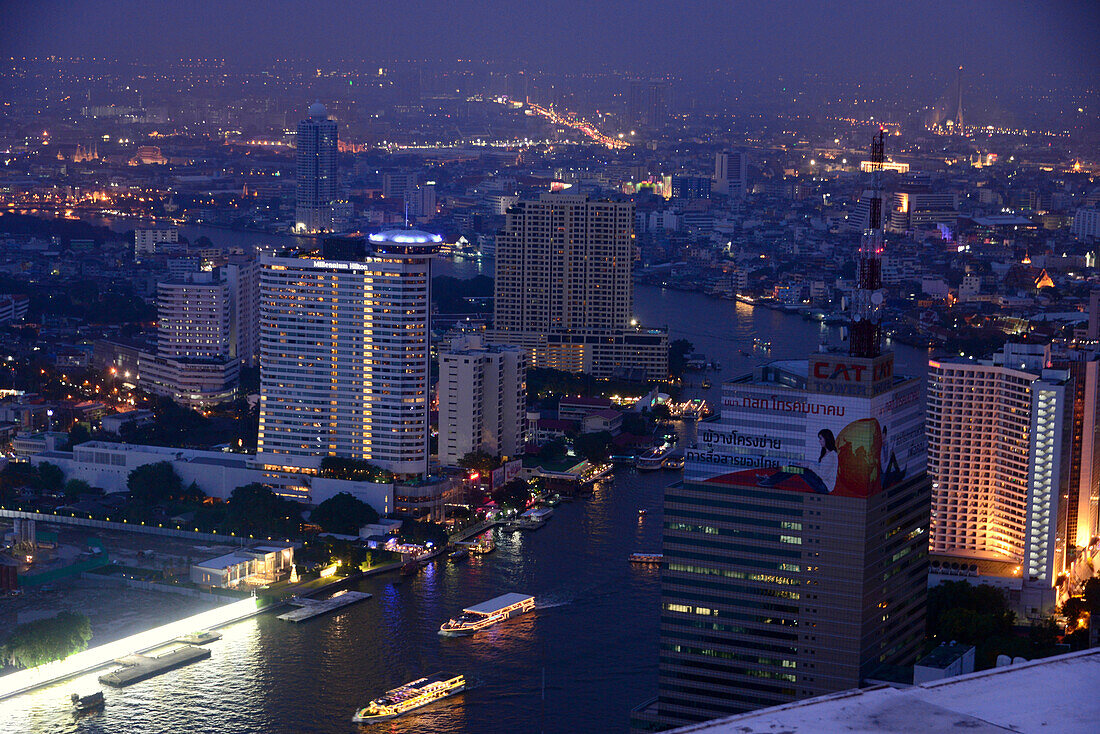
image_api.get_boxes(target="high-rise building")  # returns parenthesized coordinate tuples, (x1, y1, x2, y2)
(628, 79, 670, 129)
(257, 231, 439, 476)
(490, 193, 668, 380)
(157, 271, 232, 361)
(438, 336, 527, 468)
(928, 342, 1080, 613)
(714, 151, 748, 197)
(294, 102, 338, 234)
(633, 350, 930, 730)
(134, 227, 178, 261)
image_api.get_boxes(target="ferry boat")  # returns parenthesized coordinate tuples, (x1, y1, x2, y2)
(636, 443, 674, 471)
(352, 672, 465, 722)
(629, 552, 664, 565)
(439, 593, 536, 636)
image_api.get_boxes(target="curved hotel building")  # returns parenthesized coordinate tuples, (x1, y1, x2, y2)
(257, 231, 440, 477)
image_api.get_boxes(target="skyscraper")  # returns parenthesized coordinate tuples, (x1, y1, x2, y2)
(438, 336, 527, 468)
(257, 231, 439, 476)
(294, 102, 338, 234)
(628, 79, 670, 129)
(490, 193, 668, 380)
(634, 133, 929, 730)
(928, 342, 1080, 613)
(714, 151, 748, 197)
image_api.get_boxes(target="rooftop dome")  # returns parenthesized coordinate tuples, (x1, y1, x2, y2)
(307, 102, 327, 118)
(369, 229, 443, 244)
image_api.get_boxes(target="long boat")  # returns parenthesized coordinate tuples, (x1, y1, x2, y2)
(352, 672, 465, 722)
(636, 444, 674, 471)
(439, 593, 535, 636)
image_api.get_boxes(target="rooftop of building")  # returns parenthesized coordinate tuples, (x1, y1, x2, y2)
(663, 648, 1100, 734)
(917, 642, 974, 670)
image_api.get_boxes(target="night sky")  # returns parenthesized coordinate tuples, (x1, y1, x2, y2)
(9, 1, 1099, 85)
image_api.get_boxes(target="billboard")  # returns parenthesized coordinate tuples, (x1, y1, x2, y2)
(688, 381, 924, 498)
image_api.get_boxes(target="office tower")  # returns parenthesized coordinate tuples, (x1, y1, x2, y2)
(490, 193, 668, 380)
(438, 335, 527, 467)
(294, 102, 338, 234)
(887, 189, 958, 233)
(225, 256, 260, 367)
(257, 231, 440, 476)
(714, 151, 748, 197)
(928, 342, 1077, 613)
(382, 171, 419, 200)
(628, 79, 670, 129)
(632, 349, 930, 730)
(670, 175, 711, 200)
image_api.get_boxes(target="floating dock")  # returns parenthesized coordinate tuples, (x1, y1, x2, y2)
(174, 631, 222, 645)
(276, 590, 372, 623)
(98, 646, 211, 687)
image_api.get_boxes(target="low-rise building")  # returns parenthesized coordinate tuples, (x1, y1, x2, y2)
(190, 542, 295, 588)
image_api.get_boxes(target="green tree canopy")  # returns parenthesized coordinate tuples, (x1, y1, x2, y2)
(668, 338, 695, 377)
(127, 461, 183, 505)
(224, 483, 302, 538)
(573, 431, 614, 463)
(2, 611, 92, 669)
(37, 462, 65, 493)
(538, 437, 568, 461)
(458, 451, 502, 474)
(63, 478, 94, 500)
(397, 518, 448, 548)
(318, 456, 394, 483)
(310, 492, 379, 536)
(492, 478, 532, 513)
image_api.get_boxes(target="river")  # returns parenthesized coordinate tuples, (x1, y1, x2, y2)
(4, 221, 929, 733)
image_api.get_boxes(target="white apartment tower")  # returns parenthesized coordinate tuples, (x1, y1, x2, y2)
(714, 150, 748, 197)
(491, 193, 668, 380)
(257, 231, 440, 476)
(157, 271, 232, 361)
(928, 342, 1075, 611)
(294, 102, 338, 234)
(438, 336, 527, 468)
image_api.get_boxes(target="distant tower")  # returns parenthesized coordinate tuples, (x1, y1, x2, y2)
(294, 102, 338, 234)
(850, 130, 886, 359)
(955, 66, 964, 128)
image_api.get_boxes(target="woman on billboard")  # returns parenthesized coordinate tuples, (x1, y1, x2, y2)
(757, 429, 838, 494)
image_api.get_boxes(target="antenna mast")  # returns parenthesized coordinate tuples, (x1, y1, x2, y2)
(850, 129, 885, 358)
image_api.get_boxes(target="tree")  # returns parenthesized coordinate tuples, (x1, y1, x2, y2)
(649, 403, 672, 420)
(318, 456, 394, 483)
(458, 451, 502, 475)
(927, 581, 1014, 643)
(68, 422, 92, 448)
(63, 478, 93, 500)
(538, 437, 568, 462)
(2, 611, 92, 669)
(397, 519, 448, 548)
(668, 338, 695, 377)
(223, 483, 302, 538)
(492, 478, 532, 513)
(573, 431, 614, 463)
(127, 462, 183, 505)
(310, 492, 379, 536)
(37, 462, 64, 493)
(621, 412, 648, 436)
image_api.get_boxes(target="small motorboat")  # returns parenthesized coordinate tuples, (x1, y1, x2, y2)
(71, 691, 104, 714)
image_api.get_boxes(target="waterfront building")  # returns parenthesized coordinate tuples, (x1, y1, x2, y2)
(634, 349, 930, 730)
(714, 151, 748, 197)
(438, 335, 527, 468)
(294, 102, 338, 234)
(191, 543, 295, 588)
(133, 227, 178, 261)
(928, 342, 1081, 613)
(490, 193, 668, 380)
(257, 231, 439, 477)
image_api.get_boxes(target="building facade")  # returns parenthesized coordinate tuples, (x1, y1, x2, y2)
(257, 231, 438, 477)
(490, 193, 668, 380)
(927, 342, 1077, 612)
(714, 151, 748, 197)
(294, 102, 338, 234)
(438, 336, 527, 468)
(635, 351, 930, 730)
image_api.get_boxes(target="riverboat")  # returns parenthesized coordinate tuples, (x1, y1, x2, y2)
(629, 553, 664, 565)
(663, 452, 685, 470)
(448, 548, 469, 562)
(636, 444, 674, 471)
(439, 593, 536, 636)
(352, 672, 465, 722)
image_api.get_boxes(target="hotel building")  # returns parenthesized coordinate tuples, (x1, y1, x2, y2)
(438, 335, 527, 468)
(491, 193, 667, 380)
(257, 231, 439, 477)
(927, 342, 1080, 613)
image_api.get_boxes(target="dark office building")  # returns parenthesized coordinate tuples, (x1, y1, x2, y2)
(633, 350, 930, 731)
